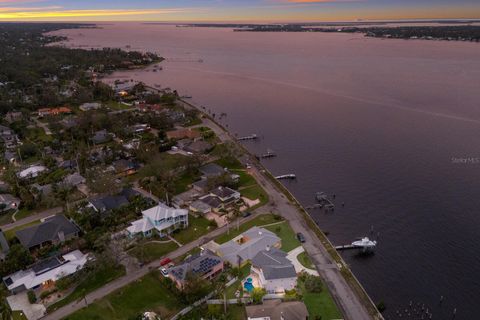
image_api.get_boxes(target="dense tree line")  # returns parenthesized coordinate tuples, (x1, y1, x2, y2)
(0, 23, 162, 112)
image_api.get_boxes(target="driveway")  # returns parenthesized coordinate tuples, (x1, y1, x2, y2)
(7, 292, 46, 320)
(287, 246, 319, 276)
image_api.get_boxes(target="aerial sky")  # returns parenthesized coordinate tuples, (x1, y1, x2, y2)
(0, 0, 479, 21)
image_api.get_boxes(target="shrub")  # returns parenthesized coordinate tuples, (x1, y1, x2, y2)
(27, 290, 36, 304)
(304, 274, 323, 293)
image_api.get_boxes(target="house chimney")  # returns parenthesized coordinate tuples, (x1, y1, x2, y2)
(58, 231, 65, 242)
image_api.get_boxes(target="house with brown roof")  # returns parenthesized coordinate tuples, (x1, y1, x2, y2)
(166, 128, 201, 140)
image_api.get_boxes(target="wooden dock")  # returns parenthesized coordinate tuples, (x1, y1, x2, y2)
(237, 134, 258, 141)
(275, 174, 296, 180)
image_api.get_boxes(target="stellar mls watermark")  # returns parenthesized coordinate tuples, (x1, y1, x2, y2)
(451, 157, 480, 165)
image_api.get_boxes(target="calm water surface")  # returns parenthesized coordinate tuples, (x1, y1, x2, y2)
(53, 23, 480, 319)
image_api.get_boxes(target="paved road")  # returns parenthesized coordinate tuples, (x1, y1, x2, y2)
(42, 213, 262, 320)
(196, 111, 375, 320)
(0, 207, 62, 231)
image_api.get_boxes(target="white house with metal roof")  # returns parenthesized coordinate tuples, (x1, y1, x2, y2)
(251, 248, 297, 294)
(127, 203, 188, 237)
(2, 250, 88, 293)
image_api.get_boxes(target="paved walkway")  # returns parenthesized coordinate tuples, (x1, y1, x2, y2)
(287, 246, 319, 276)
(0, 207, 62, 231)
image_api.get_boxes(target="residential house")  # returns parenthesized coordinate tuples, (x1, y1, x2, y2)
(217, 227, 281, 266)
(189, 196, 222, 215)
(199, 163, 226, 178)
(0, 231, 9, 261)
(2, 250, 88, 293)
(0, 125, 19, 149)
(15, 215, 80, 251)
(192, 179, 209, 193)
(87, 189, 139, 213)
(183, 140, 212, 154)
(113, 159, 138, 176)
(0, 194, 21, 211)
(251, 248, 297, 293)
(136, 103, 164, 113)
(127, 203, 188, 238)
(91, 129, 112, 144)
(4, 151, 17, 164)
(129, 124, 150, 134)
(166, 128, 201, 141)
(59, 159, 78, 170)
(209, 187, 241, 205)
(62, 173, 86, 188)
(37, 107, 72, 117)
(18, 165, 47, 179)
(30, 183, 53, 199)
(246, 300, 309, 320)
(4, 111, 23, 123)
(79, 102, 102, 111)
(168, 249, 224, 289)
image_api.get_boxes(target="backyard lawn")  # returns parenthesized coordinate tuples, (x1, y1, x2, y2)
(172, 171, 201, 195)
(173, 214, 215, 245)
(225, 263, 251, 299)
(265, 221, 301, 252)
(215, 214, 282, 244)
(298, 278, 342, 320)
(47, 265, 126, 312)
(64, 272, 184, 320)
(129, 241, 179, 263)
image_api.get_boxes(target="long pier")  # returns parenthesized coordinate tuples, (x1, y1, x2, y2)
(335, 244, 358, 251)
(237, 134, 258, 141)
(275, 174, 296, 180)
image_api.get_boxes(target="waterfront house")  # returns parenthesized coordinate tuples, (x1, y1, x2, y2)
(3, 250, 88, 293)
(166, 128, 201, 140)
(245, 299, 309, 320)
(217, 227, 281, 266)
(127, 203, 188, 238)
(209, 187, 241, 205)
(183, 140, 213, 154)
(251, 248, 297, 294)
(16, 215, 80, 251)
(199, 163, 226, 178)
(168, 249, 224, 289)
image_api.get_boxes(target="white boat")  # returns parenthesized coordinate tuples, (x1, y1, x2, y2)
(351, 237, 377, 252)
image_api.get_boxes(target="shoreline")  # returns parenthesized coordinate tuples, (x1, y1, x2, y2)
(175, 95, 384, 320)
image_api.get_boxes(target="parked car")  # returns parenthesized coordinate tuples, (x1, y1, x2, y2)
(242, 211, 252, 218)
(296, 232, 306, 243)
(160, 267, 169, 277)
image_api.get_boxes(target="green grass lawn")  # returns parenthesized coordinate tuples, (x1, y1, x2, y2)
(26, 127, 53, 143)
(106, 101, 131, 110)
(129, 241, 179, 263)
(47, 265, 126, 313)
(173, 171, 201, 195)
(215, 155, 243, 170)
(12, 311, 28, 320)
(225, 305, 247, 320)
(264, 221, 301, 252)
(297, 252, 315, 269)
(4, 220, 41, 241)
(225, 263, 251, 299)
(240, 185, 269, 206)
(64, 272, 184, 320)
(233, 170, 256, 188)
(299, 279, 342, 320)
(0, 210, 14, 225)
(215, 214, 282, 244)
(173, 215, 215, 245)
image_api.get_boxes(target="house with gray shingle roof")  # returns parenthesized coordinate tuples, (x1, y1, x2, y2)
(0, 231, 9, 261)
(251, 248, 297, 294)
(168, 249, 224, 289)
(15, 215, 80, 251)
(217, 227, 281, 266)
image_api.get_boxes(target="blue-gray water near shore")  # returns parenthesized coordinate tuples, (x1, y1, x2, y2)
(54, 23, 480, 319)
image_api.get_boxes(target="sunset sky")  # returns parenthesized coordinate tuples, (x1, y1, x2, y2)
(0, 0, 479, 22)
